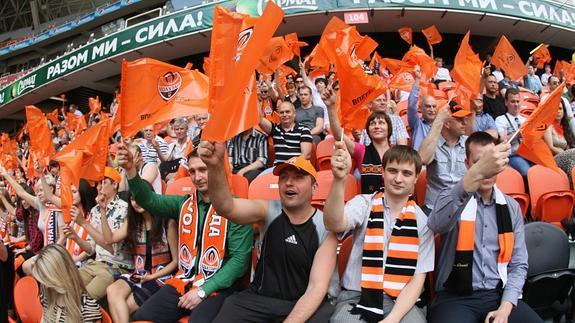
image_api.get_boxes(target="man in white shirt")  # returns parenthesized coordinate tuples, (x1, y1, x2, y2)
(433, 57, 452, 84)
(494, 88, 532, 178)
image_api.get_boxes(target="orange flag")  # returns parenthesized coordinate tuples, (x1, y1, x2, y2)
(310, 17, 349, 69)
(531, 43, 551, 69)
(52, 119, 110, 183)
(398, 27, 412, 45)
(202, 2, 284, 142)
(451, 32, 482, 94)
(402, 45, 437, 80)
(422, 25, 442, 45)
(284, 32, 308, 57)
(25, 106, 55, 161)
(277, 64, 297, 93)
(203, 57, 211, 75)
(88, 96, 101, 115)
(491, 36, 527, 81)
(326, 26, 387, 130)
(388, 69, 416, 92)
(452, 84, 472, 113)
(57, 151, 83, 223)
(517, 82, 565, 171)
(0, 134, 17, 170)
(119, 58, 209, 138)
(46, 108, 60, 126)
(256, 37, 294, 76)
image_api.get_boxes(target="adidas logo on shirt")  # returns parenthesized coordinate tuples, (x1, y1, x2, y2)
(285, 234, 298, 245)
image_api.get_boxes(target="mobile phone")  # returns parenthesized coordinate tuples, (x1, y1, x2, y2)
(129, 274, 141, 283)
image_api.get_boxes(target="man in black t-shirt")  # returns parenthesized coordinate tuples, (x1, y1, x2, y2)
(482, 74, 507, 119)
(198, 142, 338, 322)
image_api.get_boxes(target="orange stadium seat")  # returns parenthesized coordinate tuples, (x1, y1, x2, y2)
(165, 177, 196, 196)
(520, 101, 537, 117)
(248, 172, 280, 200)
(438, 81, 457, 92)
(338, 235, 353, 279)
(527, 165, 575, 228)
(496, 167, 530, 218)
(315, 136, 336, 171)
(520, 91, 539, 104)
(414, 169, 427, 207)
(396, 100, 409, 117)
(101, 308, 113, 323)
(311, 171, 357, 210)
(231, 174, 249, 198)
(14, 276, 42, 323)
(572, 167, 575, 189)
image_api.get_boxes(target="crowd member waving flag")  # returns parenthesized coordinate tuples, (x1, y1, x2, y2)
(284, 32, 308, 57)
(119, 58, 209, 137)
(88, 96, 101, 115)
(491, 35, 527, 82)
(451, 31, 482, 94)
(202, 2, 283, 142)
(517, 82, 566, 171)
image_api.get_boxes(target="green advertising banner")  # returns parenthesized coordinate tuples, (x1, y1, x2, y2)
(0, 0, 573, 107)
(337, 0, 575, 31)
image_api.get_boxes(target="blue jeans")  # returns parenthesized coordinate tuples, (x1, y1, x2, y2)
(509, 154, 533, 179)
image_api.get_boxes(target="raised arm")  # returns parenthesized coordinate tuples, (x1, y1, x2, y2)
(198, 141, 268, 226)
(0, 166, 37, 209)
(0, 191, 16, 216)
(323, 89, 355, 154)
(72, 203, 114, 254)
(323, 141, 351, 233)
(39, 172, 61, 208)
(418, 107, 450, 165)
(284, 233, 338, 322)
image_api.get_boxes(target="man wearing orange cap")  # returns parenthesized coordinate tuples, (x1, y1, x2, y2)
(418, 103, 471, 215)
(198, 141, 338, 322)
(72, 166, 133, 300)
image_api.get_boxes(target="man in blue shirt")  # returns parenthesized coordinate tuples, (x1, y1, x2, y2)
(408, 67, 438, 150)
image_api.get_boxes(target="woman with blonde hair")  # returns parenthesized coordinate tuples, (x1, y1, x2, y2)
(31, 244, 102, 323)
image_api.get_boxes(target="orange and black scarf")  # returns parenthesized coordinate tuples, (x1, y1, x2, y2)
(351, 192, 419, 322)
(444, 186, 514, 295)
(166, 194, 228, 295)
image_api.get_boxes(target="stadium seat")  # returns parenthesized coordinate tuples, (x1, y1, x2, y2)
(165, 177, 196, 196)
(248, 172, 280, 200)
(14, 276, 42, 323)
(338, 235, 353, 279)
(315, 136, 336, 171)
(414, 169, 427, 207)
(495, 167, 530, 218)
(101, 308, 112, 323)
(522, 222, 575, 320)
(438, 81, 457, 92)
(311, 171, 357, 210)
(396, 100, 408, 117)
(519, 101, 537, 117)
(432, 89, 447, 100)
(520, 91, 539, 104)
(231, 174, 249, 198)
(527, 165, 575, 228)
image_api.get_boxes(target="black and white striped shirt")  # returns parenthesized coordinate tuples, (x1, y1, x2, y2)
(227, 129, 268, 170)
(138, 136, 169, 164)
(271, 123, 312, 165)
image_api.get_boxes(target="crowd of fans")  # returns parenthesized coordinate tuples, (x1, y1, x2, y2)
(0, 37, 574, 323)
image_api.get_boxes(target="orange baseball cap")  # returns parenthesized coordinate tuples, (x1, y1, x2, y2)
(449, 101, 472, 118)
(273, 156, 317, 180)
(104, 167, 122, 183)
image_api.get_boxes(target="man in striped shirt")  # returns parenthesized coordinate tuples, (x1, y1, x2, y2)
(259, 101, 313, 165)
(324, 144, 434, 323)
(138, 125, 169, 165)
(227, 128, 268, 183)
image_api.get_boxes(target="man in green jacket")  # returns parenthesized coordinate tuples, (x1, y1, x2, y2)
(117, 144, 252, 323)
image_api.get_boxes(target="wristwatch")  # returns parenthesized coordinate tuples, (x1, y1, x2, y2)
(196, 287, 207, 300)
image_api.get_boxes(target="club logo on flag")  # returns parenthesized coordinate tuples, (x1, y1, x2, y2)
(507, 54, 516, 63)
(236, 27, 254, 62)
(200, 246, 221, 280)
(400, 31, 410, 39)
(157, 71, 182, 101)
